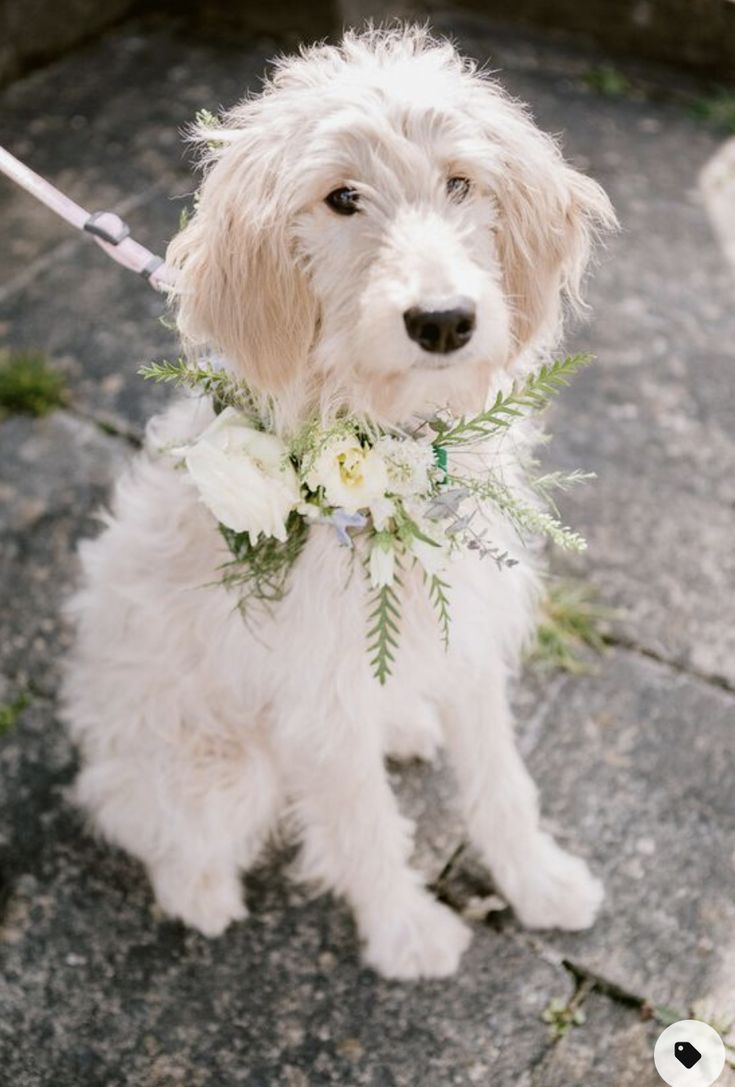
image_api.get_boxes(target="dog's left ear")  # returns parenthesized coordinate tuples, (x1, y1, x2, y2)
(470, 83, 617, 354)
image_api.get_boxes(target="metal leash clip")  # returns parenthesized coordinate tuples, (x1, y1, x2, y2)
(83, 210, 131, 246)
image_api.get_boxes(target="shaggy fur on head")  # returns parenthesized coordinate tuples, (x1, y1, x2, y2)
(168, 25, 614, 427)
(63, 26, 616, 979)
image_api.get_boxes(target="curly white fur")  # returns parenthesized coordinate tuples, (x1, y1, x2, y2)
(62, 26, 616, 979)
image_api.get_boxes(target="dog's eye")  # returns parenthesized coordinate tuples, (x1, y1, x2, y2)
(447, 176, 471, 202)
(325, 187, 361, 216)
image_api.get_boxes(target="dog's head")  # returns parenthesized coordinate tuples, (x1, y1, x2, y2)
(168, 26, 616, 424)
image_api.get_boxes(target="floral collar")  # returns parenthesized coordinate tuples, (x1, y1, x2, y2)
(141, 354, 592, 683)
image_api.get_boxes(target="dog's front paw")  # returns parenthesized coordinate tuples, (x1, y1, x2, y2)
(385, 727, 441, 764)
(151, 861, 248, 938)
(507, 834, 604, 932)
(362, 892, 471, 979)
(383, 701, 443, 763)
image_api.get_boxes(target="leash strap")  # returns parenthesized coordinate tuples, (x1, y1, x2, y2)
(0, 145, 176, 293)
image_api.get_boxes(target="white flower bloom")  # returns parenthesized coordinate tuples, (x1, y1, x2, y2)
(375, 436, 435, 497)
(184, 407, 300, 544)
(369, 495, 396, 531)
(404, 514, 452, 576)
(306, 435, 389, 513)
(369, 537, 396, 588)
(411, 535, 449, 576)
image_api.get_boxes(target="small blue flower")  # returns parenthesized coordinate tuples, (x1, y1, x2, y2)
(326, 508, 368, 547)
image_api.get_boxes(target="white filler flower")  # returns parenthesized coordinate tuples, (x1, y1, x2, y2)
(184, 407, 300, 544)
(375, 435, 435, 497)
(306, 435, 388, 513)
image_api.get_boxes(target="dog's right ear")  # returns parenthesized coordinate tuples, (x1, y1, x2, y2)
(464, 76, 617, 357)
(167, 123, 318, 396)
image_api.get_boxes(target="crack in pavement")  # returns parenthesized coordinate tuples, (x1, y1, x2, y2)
(606, 635, 735, 696)
(67, 405, 143, 449)
(430, 832, 688, 1059)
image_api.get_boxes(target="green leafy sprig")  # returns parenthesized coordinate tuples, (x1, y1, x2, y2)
(138, 358, 265, 424)
(430, 353, 592, 448)
(218, 514, 310, 611)
(449, 474, 588, 552)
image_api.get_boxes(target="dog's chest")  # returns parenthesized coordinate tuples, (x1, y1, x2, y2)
(264, 524, 539, 692)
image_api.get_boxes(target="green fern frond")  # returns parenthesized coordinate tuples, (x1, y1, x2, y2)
(427, 574, 451, 650)
(138, 358, 264, 422)
(366, 579, 402, 685)
(436, 354, 592, 448)
(520, 353, 593, 404)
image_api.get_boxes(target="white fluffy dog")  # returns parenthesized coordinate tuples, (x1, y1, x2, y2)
(62, 26, 616, 979)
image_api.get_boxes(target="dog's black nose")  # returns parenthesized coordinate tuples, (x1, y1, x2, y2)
(403, 303, 476, 354)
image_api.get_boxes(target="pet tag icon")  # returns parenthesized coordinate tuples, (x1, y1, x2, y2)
(675, 1041, 702, 1070)
(654, 1020, 726, 1086)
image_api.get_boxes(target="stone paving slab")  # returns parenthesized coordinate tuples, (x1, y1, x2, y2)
(531, 990, 735, 1087)
(0, 412, 129, 695)
(529, 993, 666, 1087)
(437, 647, 735, 1030)
(524, 650, 735, 1016)
(0, 410, 128, 537)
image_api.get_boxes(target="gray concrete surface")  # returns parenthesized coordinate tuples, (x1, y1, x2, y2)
(439, 0, 735, 78)
(1, 13, 734, 1087)
(0, 0, 138, 88)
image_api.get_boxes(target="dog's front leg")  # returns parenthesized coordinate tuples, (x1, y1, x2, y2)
(443, 662, 603, 931)
(279, 696, 471, 980)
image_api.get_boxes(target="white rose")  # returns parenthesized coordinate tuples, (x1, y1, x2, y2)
(306, 435, 389, 513)
(184, 407, 300, 544)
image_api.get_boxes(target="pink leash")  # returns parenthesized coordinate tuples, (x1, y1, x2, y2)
(0, 145, 177, 292)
